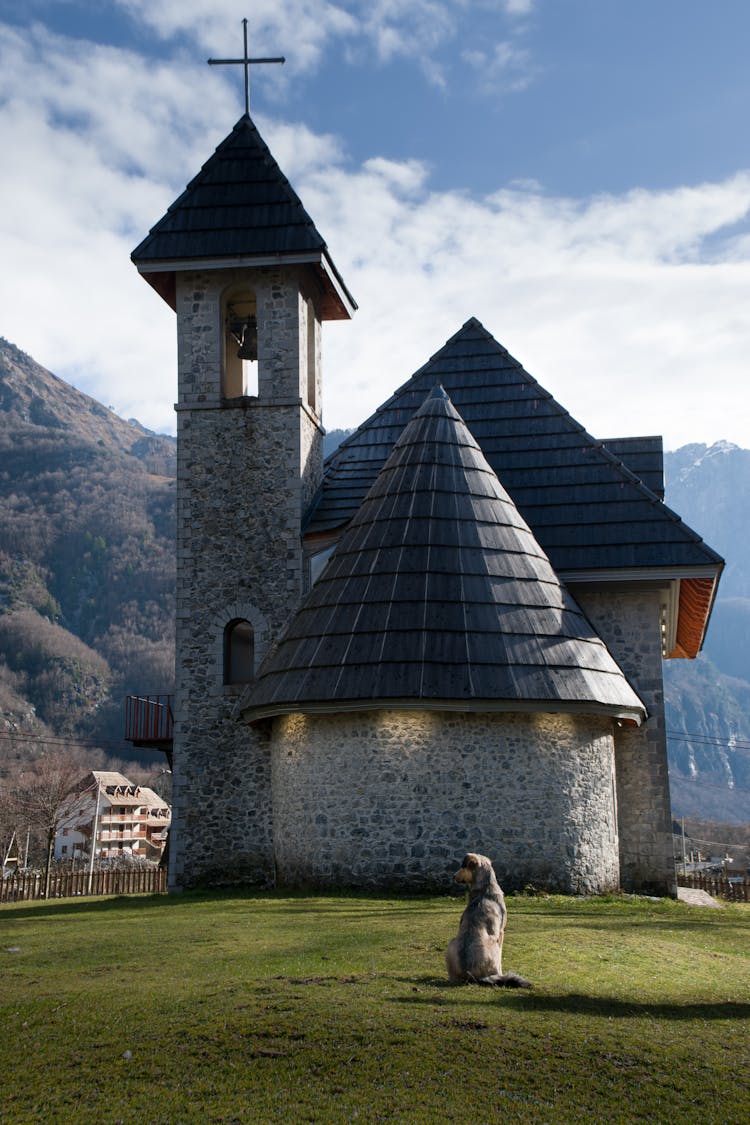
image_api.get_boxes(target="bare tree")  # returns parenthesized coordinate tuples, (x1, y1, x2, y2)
(10, 752, 86, 896)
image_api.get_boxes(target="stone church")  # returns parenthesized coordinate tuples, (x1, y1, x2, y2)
(132, 113, 722, 896)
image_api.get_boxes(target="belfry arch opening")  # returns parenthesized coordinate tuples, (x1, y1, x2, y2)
(223, 289, 258, 398)
(223, 619, 255, 685)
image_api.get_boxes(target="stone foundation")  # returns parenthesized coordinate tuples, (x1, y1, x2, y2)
(270, 709, 620, 893)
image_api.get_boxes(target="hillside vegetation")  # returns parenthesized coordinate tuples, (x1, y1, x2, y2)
(0, 337, 175, 769)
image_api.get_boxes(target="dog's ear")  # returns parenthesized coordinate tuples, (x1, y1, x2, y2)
(462, 854, 479, 870)
(470, 857, 494, 890)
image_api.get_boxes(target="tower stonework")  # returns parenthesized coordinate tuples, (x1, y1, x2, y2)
(171, 266, 325, 887)
(131, 114, 355, 889)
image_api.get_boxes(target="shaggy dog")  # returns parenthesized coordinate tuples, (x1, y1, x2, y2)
(446, 853, 532, 988)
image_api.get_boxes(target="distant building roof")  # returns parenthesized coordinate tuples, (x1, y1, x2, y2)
(90, 771, 131, 788)
(243, 386, 647, 724)
(306, 318, 722, 656)
(131, 114, 355, 319)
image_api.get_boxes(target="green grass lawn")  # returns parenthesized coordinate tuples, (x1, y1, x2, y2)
(1, 890, 748, 1123)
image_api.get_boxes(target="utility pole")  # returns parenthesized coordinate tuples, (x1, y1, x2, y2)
(681, 817, 688, 875)
(88, 781, 102, 895)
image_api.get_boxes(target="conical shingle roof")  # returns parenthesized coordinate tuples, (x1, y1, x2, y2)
(243, 386, 647, 724)
(132, 114, 355, 318)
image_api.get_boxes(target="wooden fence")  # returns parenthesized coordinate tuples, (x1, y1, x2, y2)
(677, 873, 750, 903)
(1, 866, 167, 904)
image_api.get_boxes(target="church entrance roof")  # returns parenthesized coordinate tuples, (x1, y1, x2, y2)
(243, 385, 647, 724)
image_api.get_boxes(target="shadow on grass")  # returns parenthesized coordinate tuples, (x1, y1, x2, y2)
(0, 889, 456, 925)
(0, 893, 181, 923)
(395, 980, 750, 1021)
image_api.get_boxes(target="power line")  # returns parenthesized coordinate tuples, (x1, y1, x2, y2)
(671, 833, 749, 850)
(0, 730, 162, 754)
(669, 772, 750, 796)
(667, 729, 750, 751)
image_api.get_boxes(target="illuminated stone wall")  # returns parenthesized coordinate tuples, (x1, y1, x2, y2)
(270, 709, 620, 894)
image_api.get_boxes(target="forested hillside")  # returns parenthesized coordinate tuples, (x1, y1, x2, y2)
(0, 337, 175, 776)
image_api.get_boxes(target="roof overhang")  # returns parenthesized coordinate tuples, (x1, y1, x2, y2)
(241, 696, 646, 727)
(562, 564, 723, 659)
(133, 249, 356, 320)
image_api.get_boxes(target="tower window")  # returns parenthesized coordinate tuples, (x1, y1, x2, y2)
(224, 293, 258, 398)
(224, 619, 255, 684)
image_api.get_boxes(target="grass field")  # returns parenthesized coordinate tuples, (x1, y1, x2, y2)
(0, 890, 748, 1123)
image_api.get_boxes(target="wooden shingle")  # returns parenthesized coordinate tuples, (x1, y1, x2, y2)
(131, 115, 355, 319)
(243, 386, 647, 723)
(306, 319, 720, 576)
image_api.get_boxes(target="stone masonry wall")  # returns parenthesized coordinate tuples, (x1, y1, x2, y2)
(271, 709, 619, 893)
(572, 583, 676, 896)
(170, 267, 323, 889)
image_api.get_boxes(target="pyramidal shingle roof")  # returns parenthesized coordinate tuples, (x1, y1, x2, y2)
(131, 114, 355, 318)
(308, 319, 721, 576)
(243, 386, 647, 724)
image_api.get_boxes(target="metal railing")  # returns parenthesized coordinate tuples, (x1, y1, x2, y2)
(124, 694, 174, 746)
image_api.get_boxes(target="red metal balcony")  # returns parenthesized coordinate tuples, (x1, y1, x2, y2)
(125, 694, 174, 751)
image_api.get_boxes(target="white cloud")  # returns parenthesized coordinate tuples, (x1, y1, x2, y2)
(116, 0, 534, 91)
(1, 18, 750, 451)
(117, 0, 357, 72)
(297, 167, 750, 449)
(502, 0, 535, 15)
(462, 40, 535, 92)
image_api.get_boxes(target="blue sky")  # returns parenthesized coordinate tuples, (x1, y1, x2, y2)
(1, 0, 750, 447)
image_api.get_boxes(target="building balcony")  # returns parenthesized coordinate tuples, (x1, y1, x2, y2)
(125, 694, 174, 752)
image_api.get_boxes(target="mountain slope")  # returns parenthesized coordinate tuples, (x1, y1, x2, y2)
(0, 337, 176, 757)
(663, 442, 750, 823)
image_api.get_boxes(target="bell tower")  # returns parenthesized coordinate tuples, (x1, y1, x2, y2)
(132, 113, 355, 888)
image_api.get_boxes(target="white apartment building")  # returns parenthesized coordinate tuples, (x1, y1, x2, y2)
(55, 771, 170, 863)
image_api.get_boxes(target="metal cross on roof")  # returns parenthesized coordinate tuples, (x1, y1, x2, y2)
(208, 18, 285, 116)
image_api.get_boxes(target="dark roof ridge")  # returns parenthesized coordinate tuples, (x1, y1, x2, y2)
(310, 321, 723, 566)
(316, 319, 567, 471)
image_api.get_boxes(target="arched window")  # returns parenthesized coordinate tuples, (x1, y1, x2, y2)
(223, 290, 258, 398)
(223, 619, 255, 684)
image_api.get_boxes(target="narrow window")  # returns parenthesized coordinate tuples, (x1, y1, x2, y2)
(306, 297, 317, 412)
(224, 619, 255, 684)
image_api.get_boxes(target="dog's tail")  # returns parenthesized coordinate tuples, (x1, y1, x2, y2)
(471, 972, 532, 989)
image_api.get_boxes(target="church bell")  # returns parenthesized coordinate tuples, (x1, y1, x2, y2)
(227, 307, 258, 361)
